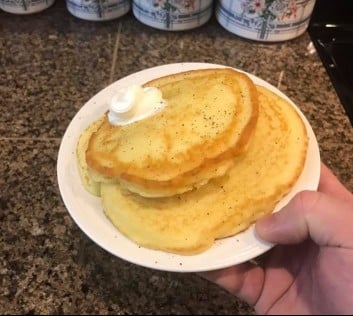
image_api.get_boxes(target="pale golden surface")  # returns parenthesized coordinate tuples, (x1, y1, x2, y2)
(86, 68, 258, 196)
(76, 118, 103, 197)
(117, 157, 235, 197)
(78, 125, 238, 197)
(100, 86, 308, 255)
(77, 118, 237, 197)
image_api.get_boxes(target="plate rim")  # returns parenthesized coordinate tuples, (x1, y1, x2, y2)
(57, 62, 321, 272)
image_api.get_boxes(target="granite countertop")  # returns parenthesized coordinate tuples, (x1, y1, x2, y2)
(1, 2, 353, 315)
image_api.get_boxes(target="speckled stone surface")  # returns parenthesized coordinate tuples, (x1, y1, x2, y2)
(1, 1, 353, 315)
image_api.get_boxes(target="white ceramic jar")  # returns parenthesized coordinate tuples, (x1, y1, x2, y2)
(66, 0, 131, 21)
(216, 0, 317, 42)
(0, 0, 56, 14)
(132, 0, 213, 31)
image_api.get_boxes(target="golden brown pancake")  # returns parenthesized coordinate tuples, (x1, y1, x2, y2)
(99, 85, 308, 255)
(78, 120, 238, 197)
(76, 118, 103, 197)
(86, 68, 258, 197)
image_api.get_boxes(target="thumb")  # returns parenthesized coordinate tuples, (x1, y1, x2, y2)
(256, 190, 353, 248)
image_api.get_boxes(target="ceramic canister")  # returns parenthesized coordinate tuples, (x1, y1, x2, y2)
(216, 0, 317, 42)
(66, 0, 131, 21)
(132, 0, 214, 31)
(0, 0, 56, 14)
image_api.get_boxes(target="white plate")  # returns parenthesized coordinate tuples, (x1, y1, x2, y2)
(57, 63, 321, 273)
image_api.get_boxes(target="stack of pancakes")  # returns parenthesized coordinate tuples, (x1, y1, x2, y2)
(77, 68, 308, 255)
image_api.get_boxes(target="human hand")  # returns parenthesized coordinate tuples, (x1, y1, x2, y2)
(200, 163, 353, 314)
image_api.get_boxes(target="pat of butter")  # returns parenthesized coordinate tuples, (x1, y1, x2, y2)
(108, 85, 167, 126)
